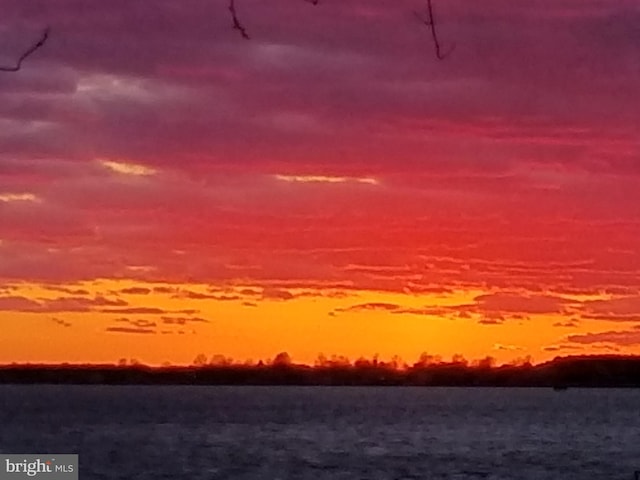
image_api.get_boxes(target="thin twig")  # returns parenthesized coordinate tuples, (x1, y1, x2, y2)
(227, 0, 316, 40)
(228, 0, 250, 40)
(0, 27, 50, 72)
(414, 0, 454, 60)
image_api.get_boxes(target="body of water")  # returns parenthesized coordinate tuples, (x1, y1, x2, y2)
(0, 386, 638, 479)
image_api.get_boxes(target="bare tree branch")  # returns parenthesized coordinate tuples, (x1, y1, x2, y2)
(0, 27, 50, 72)
(228, 0, 250, 40)
(222, 0, 455, 63)
(414, 0, 454, 60)
(226, 0, 318, 40)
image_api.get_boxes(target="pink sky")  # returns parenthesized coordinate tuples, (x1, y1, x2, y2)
(1, 0, 639, 364)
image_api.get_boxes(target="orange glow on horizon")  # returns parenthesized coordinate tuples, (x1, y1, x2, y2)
(0, 279, 631, 366)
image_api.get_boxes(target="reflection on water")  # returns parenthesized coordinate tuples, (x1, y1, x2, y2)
(0, 386, 638, 479)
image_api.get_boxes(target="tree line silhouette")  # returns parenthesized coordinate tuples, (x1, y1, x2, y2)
(3, 354, 640, 387)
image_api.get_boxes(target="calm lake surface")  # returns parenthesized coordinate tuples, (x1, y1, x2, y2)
(0, 386, 639, 479)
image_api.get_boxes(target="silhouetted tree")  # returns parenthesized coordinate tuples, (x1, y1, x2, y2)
(329, 354, 351, 367)
(475, 356, 496, 369)
(273, 351, 292, 366)
(314, 353, 328, 367)
(193, 353, 208, 366)
(451, 353, 468, 366)
(414, 352, 442, 368)
(354, 356, 373, 368)
(389, 354, 406, 370)
(210, 354, 233, 366)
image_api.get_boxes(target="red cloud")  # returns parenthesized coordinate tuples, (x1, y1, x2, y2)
(336, 302, 401, 313)
(1, 0, 639, 313)
(581, 296, 640, 317)
(120, 287, 152, 295)
(161, 316, 209, 325)
(470, 293, 570, 315)
(0, 295, 126, 312)
(567, 330, 640, 346)
(115, 317, 157, 328)
(106, 327, 156, 335)
(100, 307, 167, 315)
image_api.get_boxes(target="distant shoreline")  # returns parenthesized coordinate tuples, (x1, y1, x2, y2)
(2, 355, 640, 387)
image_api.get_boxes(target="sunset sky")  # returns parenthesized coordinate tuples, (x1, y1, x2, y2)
(1, 0, 639, 366)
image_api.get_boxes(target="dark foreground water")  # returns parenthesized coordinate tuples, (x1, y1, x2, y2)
(0, 386, 639, 480)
